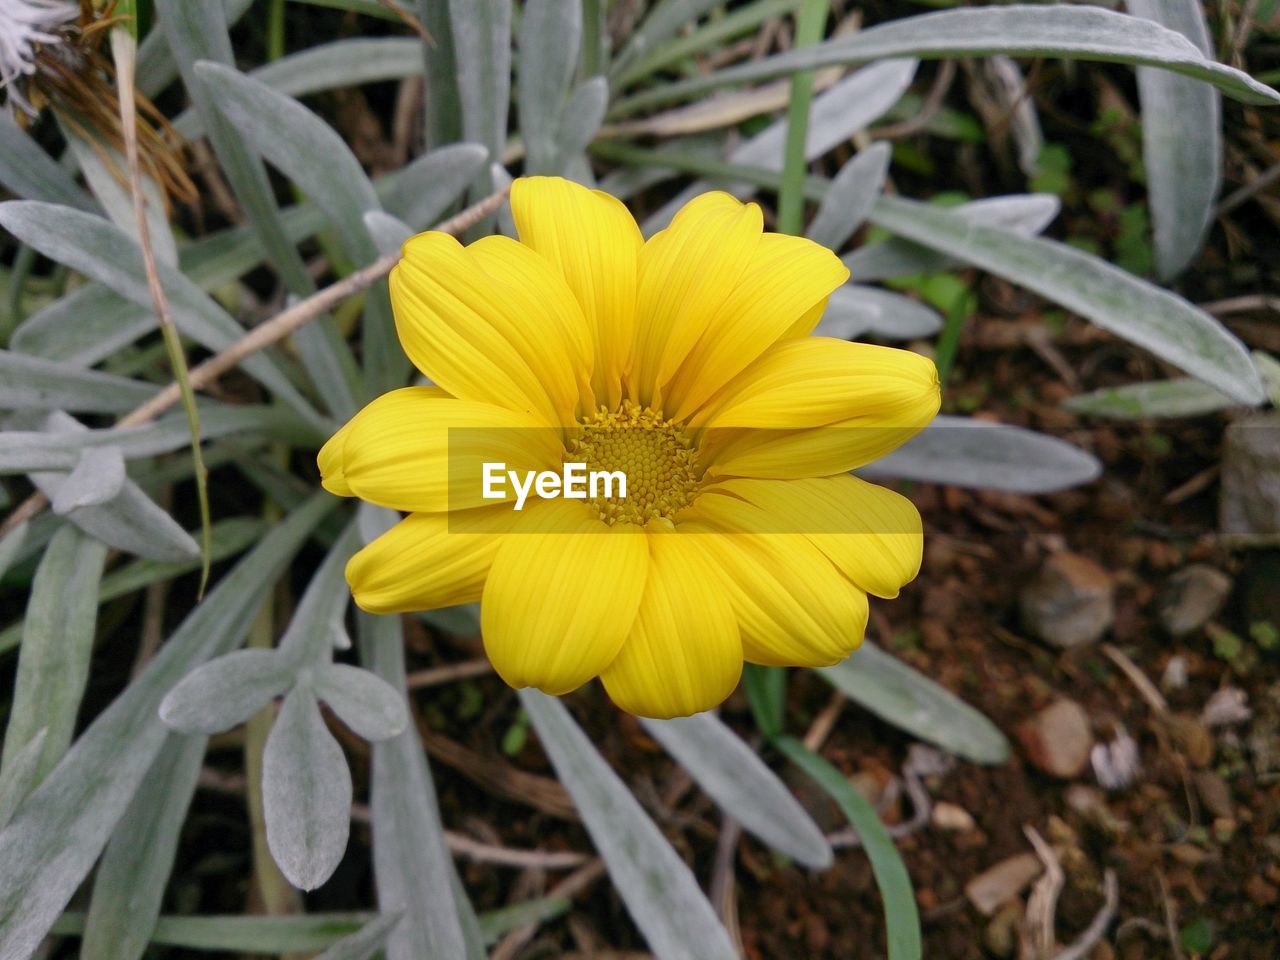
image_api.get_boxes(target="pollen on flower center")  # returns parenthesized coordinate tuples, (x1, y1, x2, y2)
(566, 400, 701, 525)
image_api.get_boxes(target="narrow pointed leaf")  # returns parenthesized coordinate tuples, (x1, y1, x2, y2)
(363, 211, 413, 257)
(0, 350, 158, 412)
(173, 38, 423, 139)
(521, 690, 738, 960)
(312, 914, 403, 960)
(0, 525, 108, 786)
(0, 114, 97, 210)
(384, 143, 489, 229)
(645, 58, 918, 231)
(1064, 379, 1239, 419)
(518, 0, 581, 172)
(817, 284, 943, 342)
(1129, 0, 1220, 280)
(0, 202, 324, 428)
(775, 736, 921, 960)
(616, 5, 1280, 112)
(359, 611, 481, 960)
(160, 0, 362, 419)
(80, 734, 208, 960)
(641, 713, 832, 868)
(816, 640, 1009, 764)
(845, 193, 1060, 281)
(860, 414, 1102, 494)
(556, 77, 609, 165)
(0, 494, 336, 960)
(868, 195, 1264, 403)
(449, 0, 513, 164)
(0, 729, 47, 829)
(807, 142, 892, 251)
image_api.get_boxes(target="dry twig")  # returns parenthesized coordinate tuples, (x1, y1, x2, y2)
(1023, 826, 1065, 960)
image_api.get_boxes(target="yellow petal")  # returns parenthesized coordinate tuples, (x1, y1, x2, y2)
(346, 506, 508, 614)
(679, 493, 868, 667)
(467, 234, 595, 419)
(481, 499, 649, 696)
(317, 415, 357, 497)
(702, 475, 923, 598)
(698, 337, 940, 430)
(703, 420, 932, 480)
(392, 231, 569, 425)
(339, 387, 562, 513)
(631, 191, 762, 407)
(510, 176, 642, 410)
(600, 531, 742, 719)
(663, 233, 849, 421)
(699, 338, 940, 478)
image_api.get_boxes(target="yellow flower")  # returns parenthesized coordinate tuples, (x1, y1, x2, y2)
(318, 176, 940, 719)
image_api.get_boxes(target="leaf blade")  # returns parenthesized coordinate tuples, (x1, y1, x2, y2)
(520, 690, 738, 960)
(867, 195, 1264, 404)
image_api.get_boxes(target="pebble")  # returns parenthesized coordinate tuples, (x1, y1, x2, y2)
(1201, 687, 1252, 728)
(1157, 564, 1233, 635)
(1193, 769, 1234, 820)
(931, 801, 977, 832)
(1219, 412, 1280, 536)
(1246, 875, 1280, 907)
(1020, 552, 1115, 648)
(1168, 713, 1215, 768)
(983, 900, 1023, 958)
(965, 852, 1043, 915)
(1090, 727, 1141, 790)
(1016, 699, 1095, 778)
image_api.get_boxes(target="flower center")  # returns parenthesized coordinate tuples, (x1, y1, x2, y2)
(566, 400, 701, 526)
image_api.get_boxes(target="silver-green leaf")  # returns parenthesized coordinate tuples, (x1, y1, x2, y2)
(807, 142, 892, 252)
(641, 713, 832, 868)
(158, 649, 295, 735)
(262, 683, 354, 891)
(868, 195, 1265, 404)
(860, 414, 1102, 494)
(1129, 0, 1220, 280)
(313, 664, 409, 742)
(0, 494, 336, 960)
(817, 640, 1010, 765)
(521, 690, 738, 960)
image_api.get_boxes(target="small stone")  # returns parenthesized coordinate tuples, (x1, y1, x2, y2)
(1168, 843, 1210, 866)
(1020, 552, 1115, 648)
(1168, 713, 1215, 767)
(1157, 565, 1233, 636)
(966, 852, 1043, 915)
(1220, 412, 1280, 536)
(1017, 699, 1095, 778)
(1193, 770, 1234, 820)
(984, 900, 1024, 957)
(1245, 874, 1279, 907)
(1090, 726, 1142, 791)
(932, 801, 977, 832)
(1161, 655, 1188, 691)
(1201, 687, 1252, 728)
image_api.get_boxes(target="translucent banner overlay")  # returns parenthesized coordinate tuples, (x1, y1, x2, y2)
(438, 425, 939, 534)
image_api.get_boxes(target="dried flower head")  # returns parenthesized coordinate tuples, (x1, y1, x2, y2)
(2, 0, 195, 208)
(0, 0, 77, 115)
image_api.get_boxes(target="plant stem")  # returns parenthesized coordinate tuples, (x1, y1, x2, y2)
(776, 0, 828, 235)
(111, 26, 213, 595)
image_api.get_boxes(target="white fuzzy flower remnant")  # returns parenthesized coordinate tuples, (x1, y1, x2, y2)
(0, 0, 78, 113)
